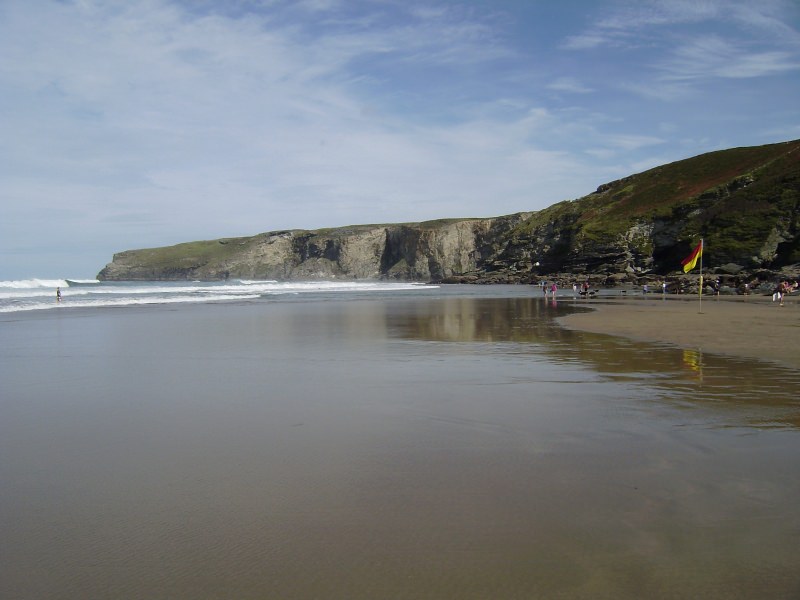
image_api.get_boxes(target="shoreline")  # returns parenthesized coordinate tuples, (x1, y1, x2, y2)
(558, 293, 800, 369)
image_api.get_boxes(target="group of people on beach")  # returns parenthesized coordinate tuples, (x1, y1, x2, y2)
(542, 280, 599, 298)
(541, 280, 597, 298)
(533, 277, 799, 304)
(540, 280, 559, 297)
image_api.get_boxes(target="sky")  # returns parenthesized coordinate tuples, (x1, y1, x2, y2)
(1, 0, 799, 279)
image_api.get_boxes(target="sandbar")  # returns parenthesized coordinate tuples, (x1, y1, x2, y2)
(558, 293, 800, 369)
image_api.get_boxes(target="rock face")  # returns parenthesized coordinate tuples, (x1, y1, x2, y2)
(98, 139, 800, 282)
(97, 215, 531, 281)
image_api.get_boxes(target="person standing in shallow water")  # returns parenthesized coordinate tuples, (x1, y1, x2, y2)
(56, 287, 61, 303)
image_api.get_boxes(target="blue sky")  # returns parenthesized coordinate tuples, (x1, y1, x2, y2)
(1, 0, 799, 279)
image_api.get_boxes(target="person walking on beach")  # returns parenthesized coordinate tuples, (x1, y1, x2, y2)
(550, 282, 558, 297)
(773, 281, 786, 305)
(776, 281, 789, 306)
(56, 287, 61, 303)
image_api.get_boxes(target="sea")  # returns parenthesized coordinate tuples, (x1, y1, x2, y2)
(2, 278, 799, 599)
(0, 278, 441, 313)
(0, 277, 632, 314)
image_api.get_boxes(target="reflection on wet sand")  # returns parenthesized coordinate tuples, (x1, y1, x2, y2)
(387, 295, 571, 343)
(2, 294, 799, 599)
(388, 296, 800, 430)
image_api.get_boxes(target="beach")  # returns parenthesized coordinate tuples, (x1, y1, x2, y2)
(559, 293, 800, 369)
(2, 287, 799, 599)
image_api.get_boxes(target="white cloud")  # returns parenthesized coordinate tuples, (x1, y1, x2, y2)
(0, 0, 606, 274)
(597, 1, 720, 30)
(1, 0, 798, 278)
(579, 0, 797, 42)
(660, 36, 800, 81)
(580, 135, 665, 164)
(728, 2, 800, 44)
(584, 148, 617, 160)
(561, 0, 722, 50)
(604, 134, 665, 151)
(547, 77, 593, 94)
(562, 1, 800, 103)
(560, 32, 616, 50)
(715, 51, 800, 78)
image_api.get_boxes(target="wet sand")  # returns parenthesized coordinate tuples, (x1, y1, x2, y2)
(559, 294, 800, 369)
(2, 292, 799, 599)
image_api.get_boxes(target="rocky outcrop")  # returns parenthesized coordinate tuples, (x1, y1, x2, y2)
(98, 139, 800, 283)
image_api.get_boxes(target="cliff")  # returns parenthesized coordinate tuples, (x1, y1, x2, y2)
(98, 139, 800, 283)
(97, 214, 530, 282)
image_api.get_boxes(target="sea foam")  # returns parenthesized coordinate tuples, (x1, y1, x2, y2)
(0, 279, 439, 314)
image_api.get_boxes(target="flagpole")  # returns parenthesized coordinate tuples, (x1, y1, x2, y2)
(698, 238, 704, 313)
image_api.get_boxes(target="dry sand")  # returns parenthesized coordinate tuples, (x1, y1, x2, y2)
(558, 293, 800, 369)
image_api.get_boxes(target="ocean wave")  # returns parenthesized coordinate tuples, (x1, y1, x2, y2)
(65, 279, 101, 286)
(0, 279, 440, 314)
(0, 293, 263, 313)
(0, 278, 68, 289)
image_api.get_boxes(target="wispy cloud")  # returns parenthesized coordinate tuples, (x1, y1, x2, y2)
(561, 0, 720, 50)
(1, 0, 798, 278)
(659, 36, 800, 80)
(604, 134, 665, 151)
(0, 0, 605, 271)
(547, 77, 593, 94)
(727, 2, 800, 44)
(597, 1, 720, 31)
(567, 0, 793, 46)
(561, 32, 618, 51)
(561, 0, 800, 88)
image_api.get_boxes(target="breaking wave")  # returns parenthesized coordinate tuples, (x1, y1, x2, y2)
(0, 279, 439, 314)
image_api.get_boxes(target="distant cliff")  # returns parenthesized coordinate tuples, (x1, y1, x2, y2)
(98, 139, 800, 283)
(97, 215, 530, 282)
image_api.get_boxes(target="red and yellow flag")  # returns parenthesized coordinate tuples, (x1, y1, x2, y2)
(681, 240, 703, 273)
